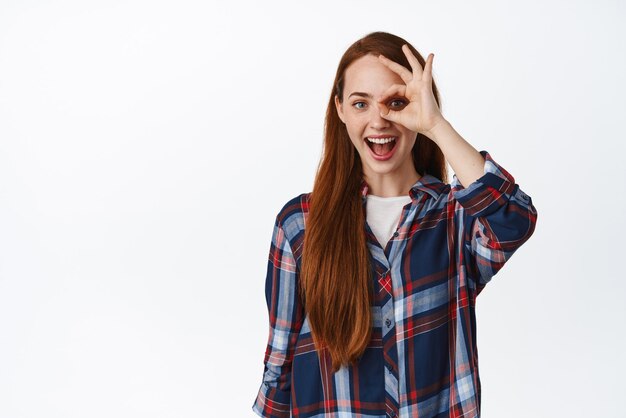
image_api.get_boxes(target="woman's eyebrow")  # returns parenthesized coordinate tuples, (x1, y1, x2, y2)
(348, 92, 372, 99)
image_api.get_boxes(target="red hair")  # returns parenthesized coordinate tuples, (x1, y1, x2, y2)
(300, 31, 447, 373)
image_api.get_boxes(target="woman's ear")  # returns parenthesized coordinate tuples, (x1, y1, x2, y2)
(334, 95, 345, 124)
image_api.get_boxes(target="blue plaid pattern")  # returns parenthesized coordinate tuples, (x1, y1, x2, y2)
(253, 150, 538, 418)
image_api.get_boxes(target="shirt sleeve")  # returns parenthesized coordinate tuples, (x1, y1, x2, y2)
(451, 150, 538, 294)
(252, 215, 305, 418)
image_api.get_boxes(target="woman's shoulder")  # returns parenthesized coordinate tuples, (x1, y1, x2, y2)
(274, 192, 311, 236)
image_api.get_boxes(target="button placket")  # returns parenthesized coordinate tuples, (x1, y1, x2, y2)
(378, 270, 392, 296)
(381, 296, 399, 415)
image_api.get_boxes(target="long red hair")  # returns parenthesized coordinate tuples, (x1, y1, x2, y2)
(300, 31, 448, 373)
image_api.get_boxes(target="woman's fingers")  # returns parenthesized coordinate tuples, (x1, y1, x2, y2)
(377, 101, 401, 122)
(377, 84, 408, 123)
(378, 54, 412, 84)
(380, 46, 432, 83)
(378, 83, 407, 105)
(402, 44, 424, 79)
(422, 53, 434, 82)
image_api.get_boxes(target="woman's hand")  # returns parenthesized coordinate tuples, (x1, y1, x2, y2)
(377, 45, 447, 139)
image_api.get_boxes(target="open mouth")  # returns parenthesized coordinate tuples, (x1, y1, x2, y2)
(365, 136, 397, 156)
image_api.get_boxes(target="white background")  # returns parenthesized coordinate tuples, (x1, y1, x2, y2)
(1, 1, 624, 417)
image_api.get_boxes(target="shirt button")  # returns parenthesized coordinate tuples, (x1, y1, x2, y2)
(385, 318, 392, 328)
(389, 411, 397, 417)
(516, 189, 529, 203)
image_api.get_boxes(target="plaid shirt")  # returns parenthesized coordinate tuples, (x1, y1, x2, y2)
(252, 150, 538, 418)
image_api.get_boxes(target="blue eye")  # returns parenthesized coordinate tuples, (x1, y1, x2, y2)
(353, 101, 366, 109)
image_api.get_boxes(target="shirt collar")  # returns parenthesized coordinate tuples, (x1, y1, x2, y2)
(359, 174, 447, 201)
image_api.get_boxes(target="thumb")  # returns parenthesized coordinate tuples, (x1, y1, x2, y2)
(378, 102, 400, 123)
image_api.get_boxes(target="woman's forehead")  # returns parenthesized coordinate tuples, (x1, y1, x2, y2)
(343, 55, 404, 96)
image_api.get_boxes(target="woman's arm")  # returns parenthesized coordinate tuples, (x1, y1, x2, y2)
(425, 118, 486, 188)
(425, 116, 538, 292)
(377, 45, 538, 290)
(447, 147, 538, 292)
(252, 215, 304, 418)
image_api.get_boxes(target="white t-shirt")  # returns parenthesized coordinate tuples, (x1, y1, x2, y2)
(365, 194, 412, 249)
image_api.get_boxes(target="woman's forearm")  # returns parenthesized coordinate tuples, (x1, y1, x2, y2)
(425, 119, 485, 188)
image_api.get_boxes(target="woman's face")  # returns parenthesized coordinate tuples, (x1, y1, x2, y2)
(334, 54, 418, 180)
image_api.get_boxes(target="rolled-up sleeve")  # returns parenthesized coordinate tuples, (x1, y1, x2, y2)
(451, 150, 538, 293)
(252, 215, 305, 418)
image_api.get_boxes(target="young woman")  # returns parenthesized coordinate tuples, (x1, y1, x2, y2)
(252, 31, 538, 418)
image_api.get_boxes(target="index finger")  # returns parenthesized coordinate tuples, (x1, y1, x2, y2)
(378, 54, 412, 84)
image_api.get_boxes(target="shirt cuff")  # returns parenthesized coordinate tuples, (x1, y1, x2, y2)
(252, 381, 291, 418)
(451, 150, 526, 218)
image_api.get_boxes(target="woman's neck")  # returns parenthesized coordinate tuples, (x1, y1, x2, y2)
(363, 167, 421, 198)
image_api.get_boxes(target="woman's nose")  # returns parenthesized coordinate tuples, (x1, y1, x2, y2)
(369, 107, 391, 129)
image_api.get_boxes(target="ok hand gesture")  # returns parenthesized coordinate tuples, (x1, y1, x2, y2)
(377, 45, 446, 139)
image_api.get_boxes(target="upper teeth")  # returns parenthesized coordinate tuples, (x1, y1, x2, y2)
(367, 136, 396, 144)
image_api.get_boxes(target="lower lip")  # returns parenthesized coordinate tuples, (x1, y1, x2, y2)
(366, 138, 398, 161)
